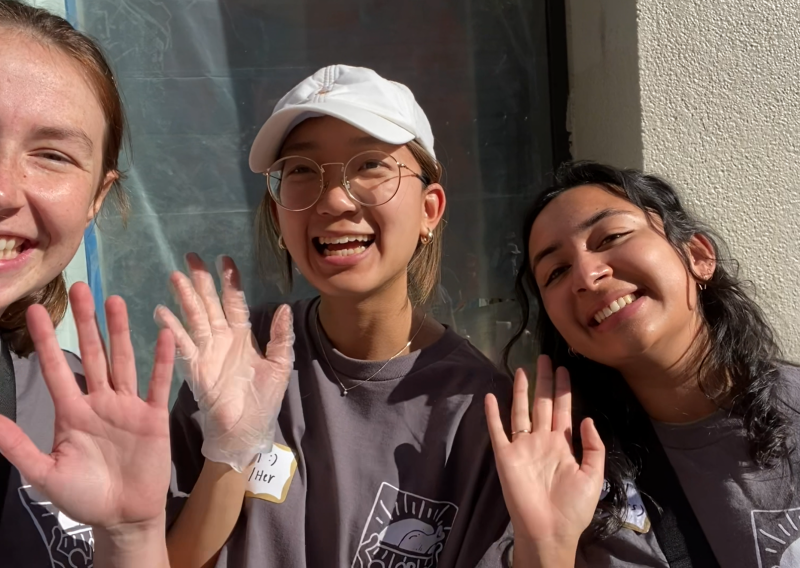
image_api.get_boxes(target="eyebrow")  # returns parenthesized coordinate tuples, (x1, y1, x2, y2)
(350, 135, 380, 147)
(33, 126, 94, 155)
(531, 208, 634, 268)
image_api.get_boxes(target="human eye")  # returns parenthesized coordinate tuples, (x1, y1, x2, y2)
(357, 157, 393, 173)
(544, 265, 569, 286)
(599, 231, 633, 247)
(34, 150, 74, 165)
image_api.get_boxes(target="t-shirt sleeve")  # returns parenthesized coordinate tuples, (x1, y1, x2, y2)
(576, 526, 668, 567)
(62, 350, 88, 393)
(165, 382, 203, 529)
(457, 370, 514, 567)
(475, 521, 514, 567)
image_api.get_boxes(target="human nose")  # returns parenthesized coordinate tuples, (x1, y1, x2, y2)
(315, 164, 358, 216)
(0, 156, 25, 213)
(571, 252, 611, 293)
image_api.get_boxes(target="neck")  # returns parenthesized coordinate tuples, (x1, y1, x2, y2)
(317, 278, 430, 361)
(616, 319, 719, 424)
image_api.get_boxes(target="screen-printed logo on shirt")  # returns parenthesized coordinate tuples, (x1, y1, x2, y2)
(751, 507, 800, 567)
(245, 443, 298, 504)
(352, 482, 458, 568)
(19, 484, 94, 567)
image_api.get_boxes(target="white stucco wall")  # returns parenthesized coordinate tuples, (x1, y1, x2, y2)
(566, 0, 800, 360)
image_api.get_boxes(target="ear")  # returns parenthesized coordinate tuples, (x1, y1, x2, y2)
(688, 233, 716, 284)
(85, 170, 118, 227)
(420, 183, 446, 238)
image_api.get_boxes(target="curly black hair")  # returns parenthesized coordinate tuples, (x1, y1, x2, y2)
(504, 161, 793, 536)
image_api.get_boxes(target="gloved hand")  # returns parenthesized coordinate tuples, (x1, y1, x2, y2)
(155, 254, 295, 472)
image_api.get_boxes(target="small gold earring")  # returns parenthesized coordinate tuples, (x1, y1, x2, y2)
(278, 235, 286, 250)
(420, 229, 434, 246)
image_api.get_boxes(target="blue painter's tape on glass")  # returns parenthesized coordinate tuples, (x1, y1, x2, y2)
(83, 223, 106, 337)
(67, 1, 105, 336)
(64, 0, 77, 25)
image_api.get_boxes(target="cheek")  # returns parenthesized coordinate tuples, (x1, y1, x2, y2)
(541, 289, 582, 342)
(374, 197, 420, 255)
(623, 239, 690, 296)
(276, 211, 309, 247)
(33, 181, 95, 255)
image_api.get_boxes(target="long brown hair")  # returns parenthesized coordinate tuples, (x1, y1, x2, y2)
(0, 1, 129, 356)
(255, 139, 445, 306)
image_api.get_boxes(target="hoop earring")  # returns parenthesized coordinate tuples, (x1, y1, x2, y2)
(420, 229, 434, 246)
(568, 346, 577, 357)
(698, 282, 707, 291)
(278, 235, 286, 250)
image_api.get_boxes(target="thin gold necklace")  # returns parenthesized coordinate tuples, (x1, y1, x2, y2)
(315, 308, 427, 397)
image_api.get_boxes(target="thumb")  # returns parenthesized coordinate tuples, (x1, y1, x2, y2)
(0, 416, 54, 490)
(265, 305, 295, 372)
(579, 418, 606, 485)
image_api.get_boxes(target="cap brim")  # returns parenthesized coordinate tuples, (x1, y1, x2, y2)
(248, 101, 416, 172)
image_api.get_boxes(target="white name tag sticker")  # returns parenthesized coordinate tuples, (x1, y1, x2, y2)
(622, 482, 650, 533)
(245, 443, 297, 504)
(598, 479, 651, 534)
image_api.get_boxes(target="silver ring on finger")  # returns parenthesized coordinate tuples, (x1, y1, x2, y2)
(511, 429, 531, 436)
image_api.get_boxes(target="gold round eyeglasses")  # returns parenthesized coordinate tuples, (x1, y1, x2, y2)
(264, 150, 428, 212)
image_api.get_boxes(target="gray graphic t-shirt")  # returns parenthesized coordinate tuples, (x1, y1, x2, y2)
(577, 365, 800, 568)
(168, 298, 513, 568)
(0, 348, 95, 568)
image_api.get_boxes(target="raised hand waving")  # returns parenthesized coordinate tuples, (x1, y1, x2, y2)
(485, 355, 605, 567)
(0, 283, 175, 567)
(155, 254, 295, 472)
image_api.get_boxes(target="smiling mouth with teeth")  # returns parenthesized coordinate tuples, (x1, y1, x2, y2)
(0, 238, 26, 261)
(314, 235, 375, 257)
(592, 292, 639, 325)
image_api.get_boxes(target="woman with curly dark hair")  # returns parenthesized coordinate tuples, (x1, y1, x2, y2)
(485, 161, 799, 567)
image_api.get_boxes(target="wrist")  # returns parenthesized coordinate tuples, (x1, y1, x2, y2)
(201, 436, 267, 473)
(513, 534, 579, 568)
(94, 513, 168, 568)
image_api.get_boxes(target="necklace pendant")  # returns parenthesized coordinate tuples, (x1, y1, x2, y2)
(341, 390, 348, 397)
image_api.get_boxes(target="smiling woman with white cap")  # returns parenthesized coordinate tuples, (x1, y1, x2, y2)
(160, 65, 513, 568)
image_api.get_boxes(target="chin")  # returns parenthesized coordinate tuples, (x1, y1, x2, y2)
(311, 275, 386, 299)
(584, 337, 657, 369)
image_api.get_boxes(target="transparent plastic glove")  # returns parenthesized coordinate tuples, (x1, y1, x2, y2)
(154, 254, 295, 472)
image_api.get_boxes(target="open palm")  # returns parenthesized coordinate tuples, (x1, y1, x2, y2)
(154, 254, 294, 472)
(486, 356, 605, 550)
(0, 283, 174, 528)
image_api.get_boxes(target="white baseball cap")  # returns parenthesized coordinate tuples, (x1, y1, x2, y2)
(248, 64, 435, 172)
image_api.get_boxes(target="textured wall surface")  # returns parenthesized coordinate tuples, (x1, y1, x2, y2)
(567, 0, 800, 359)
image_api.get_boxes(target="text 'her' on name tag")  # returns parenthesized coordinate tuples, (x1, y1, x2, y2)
(245, 443, 297, 504)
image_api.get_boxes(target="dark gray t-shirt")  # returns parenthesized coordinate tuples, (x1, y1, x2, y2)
(578, 365, 800, 568)
(0, 348, 95, 568)
(168, 298, 513, 568)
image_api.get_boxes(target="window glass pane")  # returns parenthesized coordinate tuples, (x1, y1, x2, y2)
(80, 0, 550, 398)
